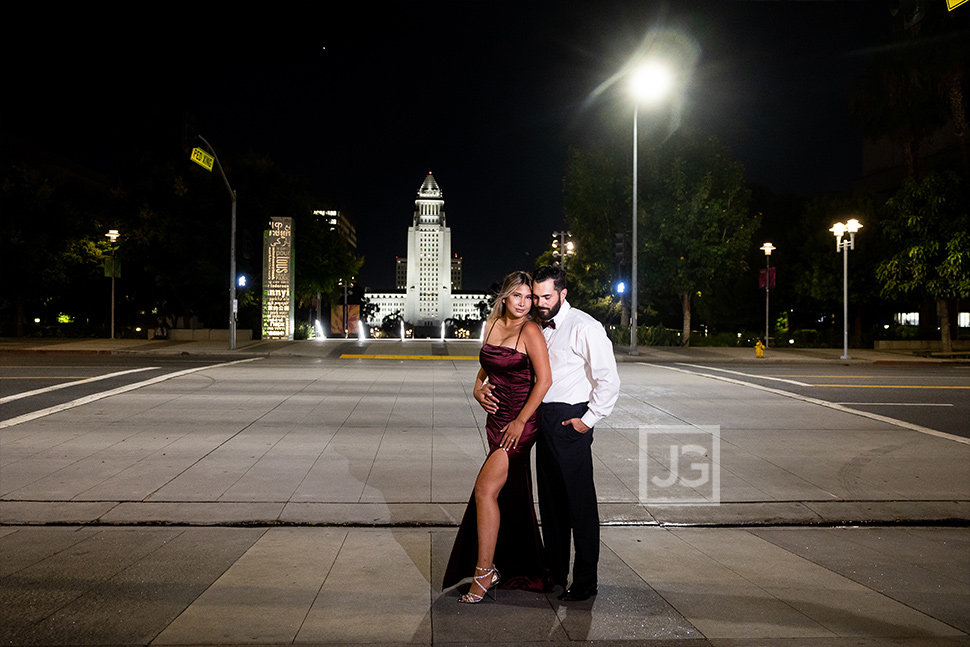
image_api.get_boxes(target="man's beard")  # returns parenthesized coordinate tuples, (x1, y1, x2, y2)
(537, 298, 562, 321)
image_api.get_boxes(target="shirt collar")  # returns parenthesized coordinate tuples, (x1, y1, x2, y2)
(554, 299, 572, 322)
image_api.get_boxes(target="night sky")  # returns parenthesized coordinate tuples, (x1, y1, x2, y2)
(4, 1, 893, 291)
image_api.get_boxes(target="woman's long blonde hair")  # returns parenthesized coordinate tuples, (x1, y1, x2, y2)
(487, 271, 535, 323)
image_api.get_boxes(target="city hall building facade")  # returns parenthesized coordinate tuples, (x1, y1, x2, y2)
(366, 173, 487, 330)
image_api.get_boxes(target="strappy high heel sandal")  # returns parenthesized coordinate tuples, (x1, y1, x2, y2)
(458, 565, 501, 603)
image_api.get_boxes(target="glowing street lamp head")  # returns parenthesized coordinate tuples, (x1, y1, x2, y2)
(631, 61, 672, 104)
(105, 229, 120, 243)
(830, 219, 861, 251)
(760, 242, 776, 256)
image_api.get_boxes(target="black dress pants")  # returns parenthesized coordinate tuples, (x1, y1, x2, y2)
(536, 401, 599, 589)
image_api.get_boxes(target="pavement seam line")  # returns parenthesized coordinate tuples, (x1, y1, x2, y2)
(652, 363, 970, 446)
(0, 358, 261, 429)
(216, 369, 340, 505)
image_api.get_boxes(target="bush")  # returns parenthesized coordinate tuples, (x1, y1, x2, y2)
(690, 332, 744, 347)
(294, 321, 312, 340)
(607, 323, 679, 346)
(641, 323, 679, 346)
(782, 328, 841, 348)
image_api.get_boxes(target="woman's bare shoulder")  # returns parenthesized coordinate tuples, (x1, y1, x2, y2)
(521, 320, 545, 342)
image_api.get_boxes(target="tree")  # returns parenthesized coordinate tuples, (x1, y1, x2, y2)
(380, 310, 404, 338)
(876, 171, 970, 353)
(2, 138, 361, 339)
(293, 210, 362, 320)
(0, 161, 111, 335)
(849, 2, 968, 181)
(642, 132, 758, 345)
(111, 150, 362, 335)
(560, 132, 757, 342)
(560, 146, 629, 324)
(118, 156, 227, 329)
(214, 153, 362, 330)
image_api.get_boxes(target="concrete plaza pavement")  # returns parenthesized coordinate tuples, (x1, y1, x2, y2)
(1, 338, 968, 645)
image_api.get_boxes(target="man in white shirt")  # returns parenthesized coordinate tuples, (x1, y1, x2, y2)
(531, 264, 620, 602)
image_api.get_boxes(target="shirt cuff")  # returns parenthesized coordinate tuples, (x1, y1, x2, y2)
(580, 411, 600, 430)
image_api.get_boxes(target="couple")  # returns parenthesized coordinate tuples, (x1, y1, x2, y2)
(442, 264, 621, 604)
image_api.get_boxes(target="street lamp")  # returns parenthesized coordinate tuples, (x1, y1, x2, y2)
(552, 230, 575, 268)
(105, 229, 120, 339)
(630, 61, 672, 356)
(759, 242, 775, 350)
(829, 218, 862, 360)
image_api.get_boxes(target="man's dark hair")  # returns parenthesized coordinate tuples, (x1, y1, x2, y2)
(533, 264, 567, 292)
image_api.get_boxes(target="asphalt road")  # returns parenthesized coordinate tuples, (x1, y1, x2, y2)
(0, 355, 246, 427)
(660, 362, 970, 439)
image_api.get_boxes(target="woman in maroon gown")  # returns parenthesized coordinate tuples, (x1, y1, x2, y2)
(442, 271, 553, 602)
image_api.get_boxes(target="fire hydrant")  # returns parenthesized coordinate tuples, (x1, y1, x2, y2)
(755, 340, 765, 358)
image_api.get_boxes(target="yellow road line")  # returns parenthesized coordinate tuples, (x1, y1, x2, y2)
(340, 354, 479, 360)
(814, 384, 970, 389)
(776, 375, 957, 379)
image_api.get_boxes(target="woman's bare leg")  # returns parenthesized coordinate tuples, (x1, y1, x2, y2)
(469, 448, 509, 596)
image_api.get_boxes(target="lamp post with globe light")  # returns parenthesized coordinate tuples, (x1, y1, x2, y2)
(829, 219, 862, 360)
(629, 61, 672, 355)
(552, 230, 575, 268)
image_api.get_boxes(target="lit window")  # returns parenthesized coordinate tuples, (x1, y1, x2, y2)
(894, 312, 919, 326)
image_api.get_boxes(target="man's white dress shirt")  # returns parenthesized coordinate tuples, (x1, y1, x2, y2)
(541, 300, 620, 429)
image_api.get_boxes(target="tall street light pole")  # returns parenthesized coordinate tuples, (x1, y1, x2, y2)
(760, 242, 775, 350)
(629, 61, 672, 356)
(190, 137, 238, 351)
(829, 219, 862, 360)
(631, 103, 639, 356)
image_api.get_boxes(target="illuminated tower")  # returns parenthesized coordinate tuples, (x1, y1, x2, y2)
(364, 172, 485, 331)
(404, 172, 453, 325)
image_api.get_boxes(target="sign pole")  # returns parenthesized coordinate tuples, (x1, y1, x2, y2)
(191, 137, 237, 350)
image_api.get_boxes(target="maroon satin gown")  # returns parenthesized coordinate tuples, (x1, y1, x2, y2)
(441, 342, 552, 592)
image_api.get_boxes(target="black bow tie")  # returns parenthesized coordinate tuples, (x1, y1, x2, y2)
(541, 319, 556, 330)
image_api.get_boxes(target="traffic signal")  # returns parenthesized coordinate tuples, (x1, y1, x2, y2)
(614, 231, 627, 270)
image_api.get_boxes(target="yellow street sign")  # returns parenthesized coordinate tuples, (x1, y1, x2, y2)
(190, 147, 214, 171)
(948, 0, 968, 9)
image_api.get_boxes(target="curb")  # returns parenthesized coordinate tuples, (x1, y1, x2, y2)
(3, 500, 967, 528)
